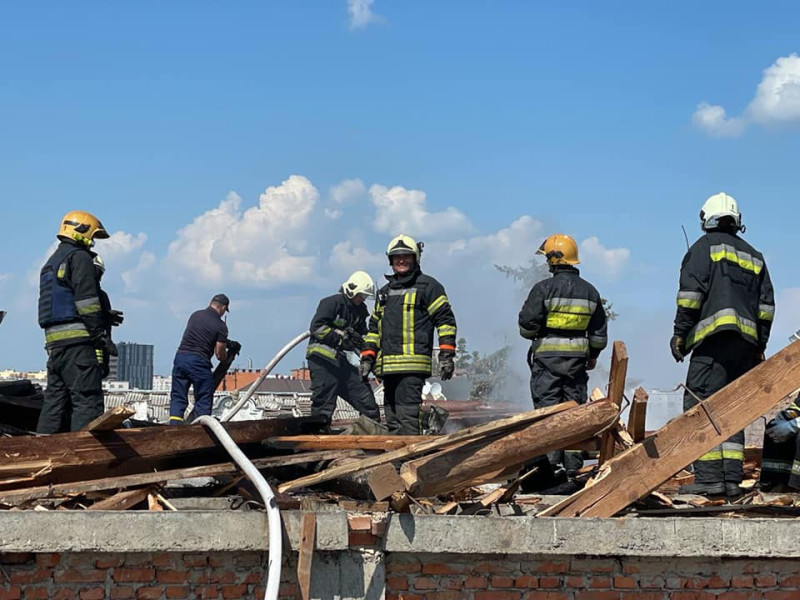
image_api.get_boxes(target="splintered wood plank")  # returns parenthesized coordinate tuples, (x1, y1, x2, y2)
(88, 487, 150, 511)
(296, 513, 316, 600)
(82, 406, 136, 431)
(541, 340, 800, 518)
(267, 435, 427, 451)
(367, 464, 406, 501)
(598, 342, 628, 465)
(628, 387, 649, 443)
(277, 402, 576, 493)
(400, 400, 618, 497)
(0, 450, 361, 506)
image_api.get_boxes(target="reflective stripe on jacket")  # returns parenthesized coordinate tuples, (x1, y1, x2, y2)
(306, 292, 369, 365)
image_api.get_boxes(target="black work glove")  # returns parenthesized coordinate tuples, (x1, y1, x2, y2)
(109, 309, 124, 327)
(359, 357, 374, 382)
(669, 335, 686, 363)
(101, 336, 118, 357)
(226, 339, 242, 356)
(438, 352, 455, 381)
(340, 327, 364, 351)
(586, 357, 597, 371)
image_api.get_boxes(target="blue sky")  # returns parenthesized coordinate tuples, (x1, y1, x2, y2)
(2, 1, 800, 389)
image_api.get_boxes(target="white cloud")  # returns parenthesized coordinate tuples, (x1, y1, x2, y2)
(330, 178, 366, 205)
(748, 54, 800, 125)
(693, 53, 800, 137)
(99, 231, 148, 264)
(329, 241, 385, 274)
(442, 216, 544, 267)
(691, 102, 746, 138)
(369, 183, 474, 239)
(579, 236, 631, 281)
(165, 175, 318, 288)
(348, 0, 382, 30)
(121, 251, 156, 293)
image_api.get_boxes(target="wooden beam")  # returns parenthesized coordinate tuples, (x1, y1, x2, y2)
(367, 464, 406, 501)
(628, 387, 648, 443)
(400, 400, 619, 497)
(541, 340, 800, 518)
(0, 416, 318, 490)
(267, 435, 427, 451)
(88, 487, 150, 511)
(296, 513, 316, 600)
(598, 341, 628, 465)
(82, 406, 136, 431)
(277, 402, 576, 493)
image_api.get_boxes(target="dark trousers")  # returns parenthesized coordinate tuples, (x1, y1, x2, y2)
(309, 356, 380, 425)
(525, 356, 589, 488)
(382, 373, 425, 435)
(37, 344, 104, 433)
(684, 332, 759, 486)
(760, 430, 800, 489)
(170, 352, 215, 422)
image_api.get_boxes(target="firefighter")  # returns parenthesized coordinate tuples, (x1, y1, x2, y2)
(760, 398, 800, 491)
(672, 192, 774, 497)
(518, 233, 608, 489)
(306, 271, 381, 426)
(91, 254, 124, 379)
(37, 210, 115, 433)
(360, 235, 457, 435)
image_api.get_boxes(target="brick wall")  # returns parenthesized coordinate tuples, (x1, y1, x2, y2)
(0, 551, 296, 600)
(386, 553, 800, 600)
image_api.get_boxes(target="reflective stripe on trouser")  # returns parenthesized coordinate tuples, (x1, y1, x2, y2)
(308, 356, 379, 425)
(382, 373, 425, 435)
(760, 426, 800, 490)
(683, 333, 759, 485)
(378, 353, 432, 375)
(44, 322, 91, 345)
(37, 344, 104, 434)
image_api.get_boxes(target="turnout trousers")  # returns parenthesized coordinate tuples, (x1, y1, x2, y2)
(684, 332, 759, 487)
(382, 373, 426, 435)
(524, 355, 589, 490)
(37, 344, 105, 433)
(169, 352, 215, 422)
(309, 356, 380, 425)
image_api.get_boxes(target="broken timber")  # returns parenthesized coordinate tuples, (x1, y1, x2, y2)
(628, 387, 648, 443)
(82, 406, 136, 431)
(267, 435, 427, 451)
(278, 402, 576, 493)
(598, 341, 627, 465)
(400, 399, 618, 497)
(541, 340, 800, 518)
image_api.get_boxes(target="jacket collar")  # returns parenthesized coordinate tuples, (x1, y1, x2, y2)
(386, 266, 421, 288)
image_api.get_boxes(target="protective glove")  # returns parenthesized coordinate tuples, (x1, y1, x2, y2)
(586, 357, 597, 371)
(766, 414, 800, 443)
(438, 352, 455, 381)
(669, 335, 686, 363)
(98, 336, 118, 357)
(226, 339, 242, 356)
(340, 327, 364, 351)
(109, 309, 124, 327)
(359, 357, 374, 382)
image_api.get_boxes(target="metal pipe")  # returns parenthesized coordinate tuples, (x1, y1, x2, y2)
(194, 416, 282, 600)
(222, 330, 311, 422)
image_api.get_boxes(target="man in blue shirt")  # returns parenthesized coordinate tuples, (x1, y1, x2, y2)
(169, 294, 238, 424)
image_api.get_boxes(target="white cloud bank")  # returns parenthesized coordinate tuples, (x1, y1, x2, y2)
(693, 54, 800, 137)
(370, 184, 473, 239)
(347, 0, 383, 31)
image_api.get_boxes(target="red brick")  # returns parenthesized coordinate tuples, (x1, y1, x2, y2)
(619, 594, 662, 600)
(157, 570, 188, 584)
(0, 555, 32, 566)
(780, 575, 800, 588)
(475, 593, 522, 600)
(0, 588, 21, 600)
(515, 575, 538, 588)
(113, 568, 156, 583)
(35, 553, 61, 568)
(422, 563, 467, 575)
(165, 587, 188, 599)
(573, 593, 621, 600)
(440, 577, 463, 590)
(765, 593, 800, 600)
(79, 589, 105, 600)
(54, 569, 107, 583)
(50, 590, 77, 600)
(427, 593, 463, 600)
(529, 561, 568, 574)
(492, 576, 516, 588)
(242, 572, 261, 585)
(390, 594, 423, 600)
(96, 557, 123, 568)
(477, 562, 516, 574)
(412, 577, 438, 590)
(136, 588, 165, 599)
(571, 559, 618, 573)
(524, 594, 569, 600)
(538, 577, 560, 589)
(120, 554, 151, 567)
(717, 593, 754, 600)
(149, 554, 172, 568)
(9, 570, 51, 584)
(110, 587, 135, 599)
(708, 576, 730, 589)
(467, 576, 490, 589)
(590, 577, 612, 589)
(347, 515, 372, 531)
(221, 585, 248, 599)
(387, 559, 422, 573)
(614, 576, 637, 589)
(209, 571, 237, 585)
(730, 575, 754, 588)
(622, 564, 641, 575)
(348, 532, 378, 546)
(208, 556, 233, 569)
(182, 554, 207, 568)
(566, 576, 584, 587)
(21, 589, 48, 600)
(387, 576, 409, 590)
(756, 574, 779, 587)
(234, 554, 262, 569)
(194, 587, 219, 599)
(638, 578, 664, 590)
(670, 593, 717, 600)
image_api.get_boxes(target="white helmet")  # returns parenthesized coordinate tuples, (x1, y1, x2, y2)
(342, 271, 375, 299)
(700, 192, 743, 232)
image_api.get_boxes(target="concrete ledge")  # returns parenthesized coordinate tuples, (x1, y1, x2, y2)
(2, 511, 800, 557)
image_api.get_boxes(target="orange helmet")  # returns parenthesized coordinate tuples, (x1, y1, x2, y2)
(57, 211, 109, 247)
(537, 234, 579, 265)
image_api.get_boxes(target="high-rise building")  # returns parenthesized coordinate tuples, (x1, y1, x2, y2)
(116, 342, 154, 390)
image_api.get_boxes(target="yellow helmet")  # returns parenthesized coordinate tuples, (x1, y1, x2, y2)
(386, 234, 422, 263)
(57, 211, 109, 247)
(537, 234, 580, 265)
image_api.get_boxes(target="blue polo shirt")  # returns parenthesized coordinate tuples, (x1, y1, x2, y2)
(176, 307, 229, 360)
